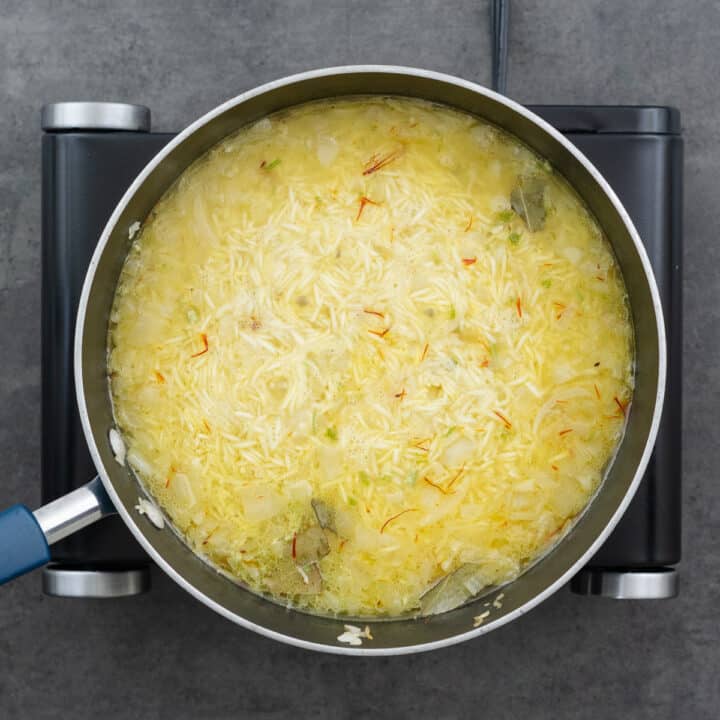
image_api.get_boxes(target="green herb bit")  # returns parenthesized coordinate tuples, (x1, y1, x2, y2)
(449, 305, 457, 320)
(325, 426, 338, 441)
(508, 232, 521, 245)
(541, 279, 552, 289)
(359, 470, 370, 485)
(495, 210, 514, 223)
(263, 158, 281, 170)
(348, 497, 357, 506)
(445, 426, 457, 437)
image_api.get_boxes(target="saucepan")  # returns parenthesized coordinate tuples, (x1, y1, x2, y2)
(0, 66, 665, 654)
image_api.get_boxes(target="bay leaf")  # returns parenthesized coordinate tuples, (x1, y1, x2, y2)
(510, 176, 546, 231)
(265, 561, 322, 596)
(294, 526, 330, 564)
(311, 498, 336, 533)
(419, 563, 490, 616)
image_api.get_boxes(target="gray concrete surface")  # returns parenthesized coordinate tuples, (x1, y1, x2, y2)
(0, 1, 717, 718)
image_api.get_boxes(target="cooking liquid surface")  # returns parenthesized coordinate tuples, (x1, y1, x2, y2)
(109, 97, 633, 617)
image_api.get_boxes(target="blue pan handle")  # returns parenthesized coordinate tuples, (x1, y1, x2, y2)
(0, 477, 114, 585)
(0, 505, 50, 582)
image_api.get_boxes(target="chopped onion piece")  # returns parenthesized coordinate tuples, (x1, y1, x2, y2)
(108, 428, 126, 466)
(316, 136, 338, 166)
(134, 497, 165, 529)
(127, 221, 141, 240)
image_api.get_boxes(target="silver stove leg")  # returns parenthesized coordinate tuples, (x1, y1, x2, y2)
(42, 565, 151, 598)
(570, 568, 678, 599)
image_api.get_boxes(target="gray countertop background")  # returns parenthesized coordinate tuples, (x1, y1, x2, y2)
(1, 1, 717, 718)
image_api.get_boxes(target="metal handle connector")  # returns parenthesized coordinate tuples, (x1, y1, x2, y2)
(33, 477, 114, 545)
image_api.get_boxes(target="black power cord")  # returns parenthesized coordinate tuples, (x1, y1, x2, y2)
(491, 0, 510, 95)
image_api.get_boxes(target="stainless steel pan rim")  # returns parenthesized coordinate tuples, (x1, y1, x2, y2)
(74, 65, 667, 655)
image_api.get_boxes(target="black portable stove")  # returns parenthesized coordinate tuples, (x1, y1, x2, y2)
(39, 101, 682, 599)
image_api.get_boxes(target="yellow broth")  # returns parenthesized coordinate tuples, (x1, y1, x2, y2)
(108, 97, 633, 617)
